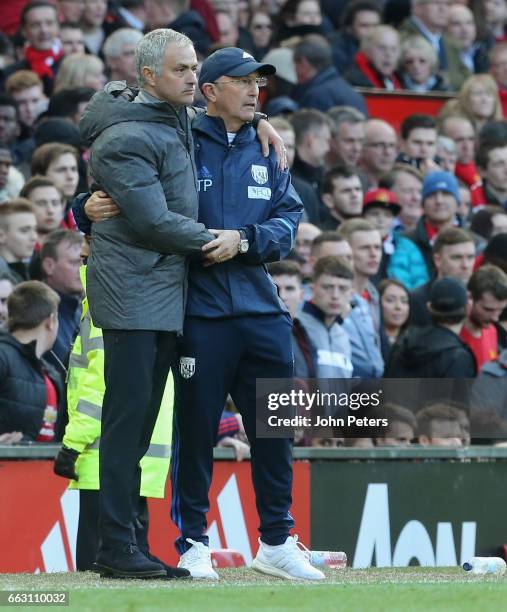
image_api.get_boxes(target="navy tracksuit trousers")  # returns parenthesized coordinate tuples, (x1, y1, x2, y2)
(171, 313, 295, 554)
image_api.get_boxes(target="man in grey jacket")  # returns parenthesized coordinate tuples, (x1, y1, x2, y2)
(298, 256, 353, 379)
(79, 29, 239, 579)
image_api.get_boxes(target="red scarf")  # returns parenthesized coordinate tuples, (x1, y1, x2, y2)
(24, 41, 63, 79)
(498, 86, 507, 118)
(424, 219, 440, 242)
(455, 161, 481, 188)
(354, 51, 402, 90)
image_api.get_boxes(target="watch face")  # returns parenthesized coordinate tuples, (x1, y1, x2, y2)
(240, 240, 249, 253)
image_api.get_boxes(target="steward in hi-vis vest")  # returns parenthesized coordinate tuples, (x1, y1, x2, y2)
(54, 266, 173, 571)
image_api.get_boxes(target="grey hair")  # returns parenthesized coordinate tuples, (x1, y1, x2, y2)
(361, 25, 399, 54)
(135, 28, 194, 87)
(103, 28, 143, 59)
(400, 35, 438, 71)
(437, 136, 457, 156)
(327, 105, 366, 134)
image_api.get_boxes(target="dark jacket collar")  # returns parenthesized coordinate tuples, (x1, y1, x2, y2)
(405, 215, 431, 248)
(57, 291, 82, 315)
(483, 180, 507, 208)
(292, 155, 323, 185)
(0, 330, 40, 368)
(302, 300, 342, 326)
(192, 113, 256, 147)
(80, 81, 185, 146)
(302, 66, 338, 89)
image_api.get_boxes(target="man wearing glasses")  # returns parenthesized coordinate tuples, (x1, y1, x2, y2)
(169, 47, 323, 582)
(359, 118, 398, 188)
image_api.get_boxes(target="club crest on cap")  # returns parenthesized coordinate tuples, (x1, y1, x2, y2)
(243, 51, 254, 59)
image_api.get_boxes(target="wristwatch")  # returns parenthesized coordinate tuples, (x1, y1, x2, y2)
(238, 229, 249, 254)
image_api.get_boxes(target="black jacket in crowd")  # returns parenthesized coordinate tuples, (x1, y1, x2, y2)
(410, 280, 432, 327)
(292, 66, 367, 114)
(329, 31, 359, 73)
(291, 174, 321, 226)
(384, 324, 477, 378)
(169, 10, 211, 56)
(0, 331, 66, 442)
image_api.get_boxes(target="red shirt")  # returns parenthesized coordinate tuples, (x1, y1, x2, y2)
(473, 253, 485, 271)
(36, 374, 58, 442)
(498, 86, 507, 119)
(424, 219, 440, 242)
(460, 324, 498, 370)
(471, 182, 487, 208)
(455, 161, 481, 188)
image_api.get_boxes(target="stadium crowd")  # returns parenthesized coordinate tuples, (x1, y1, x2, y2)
(1, 0, 507, 455)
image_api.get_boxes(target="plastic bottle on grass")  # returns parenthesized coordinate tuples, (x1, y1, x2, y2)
(295, 539, 347, 569)
(308, 551, 347, 569)
(463, 557, 506, 575)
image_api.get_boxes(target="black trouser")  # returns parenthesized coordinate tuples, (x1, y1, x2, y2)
(98, 329, 175, 552)
(77, 490, 150, 571)
(171, 315, 295, 554)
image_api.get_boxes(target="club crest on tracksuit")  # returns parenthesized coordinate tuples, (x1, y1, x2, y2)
(180, 357, 196, 379)
(251, 165, 268, 185)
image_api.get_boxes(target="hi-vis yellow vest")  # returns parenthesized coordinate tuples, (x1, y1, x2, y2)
(64, 267, 172, 497)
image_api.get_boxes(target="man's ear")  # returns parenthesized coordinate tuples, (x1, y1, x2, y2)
(466, 294, 473, 317)
(433, 251, 441, 272)
(201, 83, 216, 103)
(42, 311, 56, 333)
(321, 193, 333, 210)
(141, 65, 156, 88)
(41, 256, 55, 277)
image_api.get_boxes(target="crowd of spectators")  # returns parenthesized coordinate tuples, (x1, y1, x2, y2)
(1, 0, 507, 454)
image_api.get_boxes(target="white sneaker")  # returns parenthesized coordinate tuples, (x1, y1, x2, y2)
(178, 538, 219, 580)
(251, 535, 325, 580)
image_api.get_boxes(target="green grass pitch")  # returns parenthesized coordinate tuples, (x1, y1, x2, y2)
(1, 567, 506, 612)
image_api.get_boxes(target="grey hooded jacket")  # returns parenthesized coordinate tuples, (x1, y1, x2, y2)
(342, 294, 384, 378)
(80, 83, 213, 332)
(298, 302, 353, 378)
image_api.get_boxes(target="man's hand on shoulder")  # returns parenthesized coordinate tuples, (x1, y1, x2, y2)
(84, 191, 121, 222)
(202, 229, 240, 266)
(256, 119, 288, 171)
